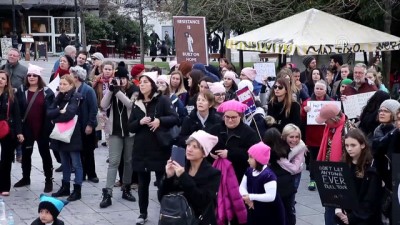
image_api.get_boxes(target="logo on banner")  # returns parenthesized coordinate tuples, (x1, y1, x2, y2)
(236, 86, 256, 117)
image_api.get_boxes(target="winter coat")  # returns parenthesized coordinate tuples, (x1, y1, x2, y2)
(16, 86, 55, 137)
(0, 92, 22, 139)
(177, 108, 222, 147)
(358, 110, 380, 141)
(128, 94, 179, 172)
(1, 62, 27, 88)
(209, 121, 260, 181)
(277, 140, 307, 175)
(225, 87, 237, 101)
(212, 158, 247, 225)
(31, 218, 65, 225)
(267, 100, 301, 132)
(170, 94, 188, 126)
(47, 89, 82, 152)
(342, 79, 378, 96)
(76, 83, 98, 131)
(158, 159, 221, 225)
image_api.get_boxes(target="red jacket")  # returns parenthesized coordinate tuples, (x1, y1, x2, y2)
(212, 158, 247, 225)
(342, 79, 377, 96)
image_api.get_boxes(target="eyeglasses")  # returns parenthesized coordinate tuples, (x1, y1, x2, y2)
(378, 109, 391, 114)
(224, 115, 239, 120)
(214, 93, 226, 97)
(273, 85, 284, 90)
(27, 74, 39, 78)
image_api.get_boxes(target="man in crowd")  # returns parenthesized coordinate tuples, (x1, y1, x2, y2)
(150, 30, 160, 45)
(329, 54, 343, 84)
(75, 51, 91, 78)
(300, 56, 317, 83)
(341, 63, 377, 98)
(0, 48, 27, 88)
(331, 64, 351, 99)
(51, 45, 77, 75)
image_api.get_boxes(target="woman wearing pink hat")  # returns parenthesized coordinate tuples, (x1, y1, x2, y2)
(208, 82, 226, 109)
(159, 130, 221, 225)
(223, 71, 238, 100)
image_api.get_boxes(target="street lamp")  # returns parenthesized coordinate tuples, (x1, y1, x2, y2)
(74, 0, 80, 50)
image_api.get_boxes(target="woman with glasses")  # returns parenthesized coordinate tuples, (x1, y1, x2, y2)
(208, 82, 226, 109)
(14, 64, 55, 193)
(223, 71, 238, 100)
(267, 78, 301, 132)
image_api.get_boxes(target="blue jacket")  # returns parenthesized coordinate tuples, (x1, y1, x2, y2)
(171, 94, 188, 126)
(193, 63, 220, 82)
(76, 83, 98, 131)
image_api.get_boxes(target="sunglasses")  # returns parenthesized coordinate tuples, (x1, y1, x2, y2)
(273, 85, 284, 90)
(27, 74, 39, 78)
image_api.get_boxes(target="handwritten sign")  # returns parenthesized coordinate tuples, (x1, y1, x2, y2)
(342, 91, 375, 119)
(313, 161, 358, 210)
(253, 62, 276, 84)
(236, 86, 256, 117)
(307, 101, 341, 125)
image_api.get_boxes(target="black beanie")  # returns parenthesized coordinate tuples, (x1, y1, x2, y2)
(115, 66, 129, 79)
(303, 56, 315, 67)
(39, 201, 60, 219)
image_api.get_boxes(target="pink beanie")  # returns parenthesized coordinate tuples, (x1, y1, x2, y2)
(157, 75, 170, 86)
(207, 82, 225, 94)
(169, 61, 178, 70)
(217, 100, 248, 113)
(248, 142, 271, 165)
(189, 130, 219, 156)
(27, 64, 44, 76)
(241, 67, 257, 81)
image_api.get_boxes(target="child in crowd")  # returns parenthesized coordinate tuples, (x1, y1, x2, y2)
(239, 142, 286, 225)
(31, 194, 68, 225)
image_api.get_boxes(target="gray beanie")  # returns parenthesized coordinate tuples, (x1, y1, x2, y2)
(70, 66, 87, 82)
(303, 56, 315, 67)
(380, 99, 400, 116)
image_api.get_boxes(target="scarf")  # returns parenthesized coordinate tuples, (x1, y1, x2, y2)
(53, 67, 70, 79)
(317, 113, 346, 162)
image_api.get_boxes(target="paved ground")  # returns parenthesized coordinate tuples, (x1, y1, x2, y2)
(0, 57, 325, 224)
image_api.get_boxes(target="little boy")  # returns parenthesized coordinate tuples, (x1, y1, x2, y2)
(31, 194, 68, 225)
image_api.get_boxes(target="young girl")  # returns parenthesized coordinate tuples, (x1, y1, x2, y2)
(239, 141, 286, 225)
(335, 129, 383, 225)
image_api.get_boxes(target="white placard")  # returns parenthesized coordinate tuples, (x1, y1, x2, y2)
(307, 101, 342, 125)
(253, 62, 276, 84)
(342, 92, 376, 119)
(48, 76, 60, 95)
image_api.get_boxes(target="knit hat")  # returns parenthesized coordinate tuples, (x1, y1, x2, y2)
(238, 80, 254, 92)
(115, 66, 129, 79)
(316, 103, 341, 124)
(189, 130, 219, 156)
(248, 142, 271, 165)
(169, 61, 177, 70)
(157, 75, 170, 86)
(131, 64, 145, 78)
(178, 61, 193, 77)
(62, 55, 74, 68)
(207, 82, 225, 94)
(27, 64, 44, 76)
(69, 66, 87, 81)
(91, 52, 104, 61)
(303, 56, 315, 67)
(241, 67, 257, 81)
(217, 100, 248, 114)
(380, 99, 400, 116)
(139, 71, 158, 84)
(38, 194, 68, 219)
(224, 71, 237, 81)
(341, 79, 353, 86)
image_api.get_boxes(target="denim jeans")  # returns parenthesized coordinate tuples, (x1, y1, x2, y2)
(59, 151, 83, 185)
(324, 207, 337, 225)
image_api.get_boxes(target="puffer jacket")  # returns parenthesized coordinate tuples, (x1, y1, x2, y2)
(277, 140, 307, 175)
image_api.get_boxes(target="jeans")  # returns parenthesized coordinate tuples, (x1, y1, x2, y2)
(21, 135, 53, 180)
(137, 171, 164, 215)
(324, 207, 336, 225)
(294, 173, 302, 191)
(59, 151, 83, 185)
(282, 194, 296, 225)
(105, 135, 134, 190)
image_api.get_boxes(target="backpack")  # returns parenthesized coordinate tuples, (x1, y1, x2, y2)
(159, 193, 200, 225)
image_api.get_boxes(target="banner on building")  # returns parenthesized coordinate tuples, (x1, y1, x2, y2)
(173, 16, 208, 65)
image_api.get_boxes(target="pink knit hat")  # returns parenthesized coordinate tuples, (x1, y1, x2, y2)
(207, 82, 225, 94)
(157, 75, 170, 86)
(189, 130, 219, 156)
(27, 64, 44, 77)
(241, 67, 257, 81)
(316, 103, 341, 124)
(248, 142, 271, 165)
(217, 100, 248, 113)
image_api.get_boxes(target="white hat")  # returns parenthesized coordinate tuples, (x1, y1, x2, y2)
(157, 75, 170, 86)
(27, 64, 44, 76)
(238, 80, 254, 92)
(189, 130, 219, 156)
(207, 82, 225, 94)
(140, 71, 158, 84)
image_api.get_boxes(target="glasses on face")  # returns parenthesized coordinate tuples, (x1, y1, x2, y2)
(214, 93, 226, 97)
(224, 115, 239, 121)
(273, 85, 284, 90)
(379, 109, 391, 114)
(27, 74, 39, 78)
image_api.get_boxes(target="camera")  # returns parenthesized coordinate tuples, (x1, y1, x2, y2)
(111, 77, 120, 86)
(264, 76, 276, 82)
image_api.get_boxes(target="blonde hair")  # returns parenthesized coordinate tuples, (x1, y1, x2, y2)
(269, 78, 294, 118)
(60, 74, 76, 87)
(169, 71, 187, 97)
(281, 123, 302, 140)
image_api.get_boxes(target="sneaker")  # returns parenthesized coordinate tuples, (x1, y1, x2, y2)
(136, 214, 147, 225)
(308, 181, 316, 191)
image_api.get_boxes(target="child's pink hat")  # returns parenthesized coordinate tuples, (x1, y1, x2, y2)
(248, 142, 271, 165)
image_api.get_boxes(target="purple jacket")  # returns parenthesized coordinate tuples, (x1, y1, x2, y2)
(213, 158, 247, 225)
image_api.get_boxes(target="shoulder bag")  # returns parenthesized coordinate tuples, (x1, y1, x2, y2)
(0, 99, 10, 139)
(49, 102, 78, 143)
(22, 89, 41, 123)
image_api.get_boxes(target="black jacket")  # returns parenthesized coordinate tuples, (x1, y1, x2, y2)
(0, 92, 22, 138)
(31, 218, 64, 225)
(47, 89, 82, 152)
(267, 100, 301, 132)
(128, 94, 179, 172)
(177, 108, 222, 147)
(158, 159, 221, 225)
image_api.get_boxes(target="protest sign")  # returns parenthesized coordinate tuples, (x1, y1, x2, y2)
(236, 86, 256, 117)
(313, 161, 358, 210)
(253, 62, 276, 84)
(307, 101, 341, 125)
(48, 76, 60, 95)
(342, 91, 375, 119)
(393, 154, 400, 223)
(173, 16, 208, 65)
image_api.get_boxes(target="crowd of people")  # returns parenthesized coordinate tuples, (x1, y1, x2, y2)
(0, 45, 397, 225)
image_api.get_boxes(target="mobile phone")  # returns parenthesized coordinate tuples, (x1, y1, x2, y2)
(171, 145, 186, 166)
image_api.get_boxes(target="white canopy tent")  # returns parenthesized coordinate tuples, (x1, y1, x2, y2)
(226, 8, 400, 56)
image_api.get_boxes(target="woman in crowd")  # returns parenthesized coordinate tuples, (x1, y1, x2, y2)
(368, 56, 381, 72)
(305, 68, 325, 97)
(169, 71, 188, 105)
(88, 52, 105, 83)
(280, 68, 308, 103)
(186, 69, 204, 113)
(49, 55, 74, 82)
(92, 61, 115, 107)
(130, 64, 146, 86)
(267, 78, 301, 132)
(48, 75, 83, 202)
(98, 66, 137, 208)
(128, 72, 179, 225)
(219, 58, 236, 73)
(208, 82, 226, 110)
(198, 76, 213, 94)
(223, 71, 238, 100)
(14, 64, 54, 193)
(301, 80, 333, 191)
(178, 91, 221, 147)
(0, 70, 23, 196)
(366, 68, 388, 92)
(335, 129, 383, 225)
(178, 61, 193, 90)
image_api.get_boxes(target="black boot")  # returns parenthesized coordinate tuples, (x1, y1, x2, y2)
(14, 177, 30, 187)
(99, 188, 112, 208)
(44, 178, 53, 193)
(67, 184, 82, 201)
(52, 181, 70, 197)
(122, 184, 136, 202)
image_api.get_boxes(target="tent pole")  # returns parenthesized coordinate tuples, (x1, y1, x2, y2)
(239, 50, 244, 71)
(363, 52, 368, 65)
(283, 54, 287, 67)
(278, 54, 282, 69)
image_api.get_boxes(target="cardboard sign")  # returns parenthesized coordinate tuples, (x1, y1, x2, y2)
(0, 38, 12, 58)
(307, 101, 342, 125)
(253, 62, 276, 84)
(342, 91, 375, 119)
(48, 76, 60, 94)
(236, 86, 256, 117)
(313, 161, 358, 210)
(393, 154, 400, 223)
(173, 16, 208, 65)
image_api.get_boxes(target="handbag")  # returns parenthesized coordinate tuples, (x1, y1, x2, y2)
(49, 103, 78, 143)
(0, 99, 10, 139)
